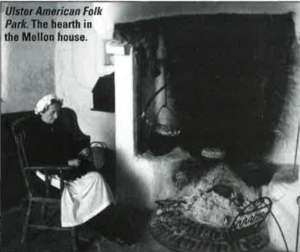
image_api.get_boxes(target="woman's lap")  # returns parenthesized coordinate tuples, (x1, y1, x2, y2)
(30, 173, 61, 197)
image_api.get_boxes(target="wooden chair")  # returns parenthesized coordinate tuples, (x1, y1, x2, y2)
(11, 108, 90, 252)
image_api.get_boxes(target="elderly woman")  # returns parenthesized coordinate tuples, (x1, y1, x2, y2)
(25, 94, 115, 228)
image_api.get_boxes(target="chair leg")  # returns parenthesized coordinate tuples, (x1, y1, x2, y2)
(21, 200, 32, 243)
(40, 202, 48, 223)
(70, 227, 78, 252)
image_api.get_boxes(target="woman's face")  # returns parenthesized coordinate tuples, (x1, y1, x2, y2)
(41, 103, 61, 124)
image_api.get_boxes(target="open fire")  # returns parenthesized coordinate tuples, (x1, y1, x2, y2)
(149, 150, 271, 251)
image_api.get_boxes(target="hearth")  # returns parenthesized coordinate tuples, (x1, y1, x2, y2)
(149, 161, 271, 252)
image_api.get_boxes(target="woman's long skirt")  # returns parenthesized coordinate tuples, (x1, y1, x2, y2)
(35, 170, 115, 227)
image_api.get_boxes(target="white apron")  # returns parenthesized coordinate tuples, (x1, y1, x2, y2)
(36, 170, 115, 227)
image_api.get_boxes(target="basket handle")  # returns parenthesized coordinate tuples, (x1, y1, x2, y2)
(90, 141, 107, 148)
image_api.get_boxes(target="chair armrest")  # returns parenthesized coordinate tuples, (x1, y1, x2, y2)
(24, 166, 74, 195)
(24, 166, 74, 171)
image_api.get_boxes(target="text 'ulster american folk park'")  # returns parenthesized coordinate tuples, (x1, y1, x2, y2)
(3, 5, 104, 42)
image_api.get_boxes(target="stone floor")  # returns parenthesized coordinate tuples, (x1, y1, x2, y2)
(2, 202, 291, 252)
(1, 203, 169, 252)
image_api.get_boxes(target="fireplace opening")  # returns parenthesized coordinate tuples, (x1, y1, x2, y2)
(114, 13, 298, 164)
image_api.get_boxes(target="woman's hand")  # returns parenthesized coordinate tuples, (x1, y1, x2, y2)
(68, 159, 81, 167)
(78, 148, 91, 158)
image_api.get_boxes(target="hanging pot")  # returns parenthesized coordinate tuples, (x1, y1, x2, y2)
(139, 81, 181, 155)
(148, 123, 181, 155)
(147, 105, 181, 156)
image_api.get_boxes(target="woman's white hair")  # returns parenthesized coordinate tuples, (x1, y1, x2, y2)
(34, 94, 63, 115)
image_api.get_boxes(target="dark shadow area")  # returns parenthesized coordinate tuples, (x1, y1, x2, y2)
(93, 203, 152, 244)
(115, 13, 298, 165)
(2, 203, 153, 252)
(92, 73, 115, 113)
(1, 111, 33, 211)
(165, 14, 297, 162)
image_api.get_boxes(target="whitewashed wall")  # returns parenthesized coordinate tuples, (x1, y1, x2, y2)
(1, 2, 56, 113)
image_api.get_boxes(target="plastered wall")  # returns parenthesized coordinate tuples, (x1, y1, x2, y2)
(1, 2, 56, 113)
(53, 2, 115, 149)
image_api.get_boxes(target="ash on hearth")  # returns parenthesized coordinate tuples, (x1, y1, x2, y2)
(149, 164, 270, 252)
(171, 164, 258, 228)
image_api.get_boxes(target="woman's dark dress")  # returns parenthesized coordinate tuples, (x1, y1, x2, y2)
(25, 116, 90, 184)
(23, 117, 115, 227)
